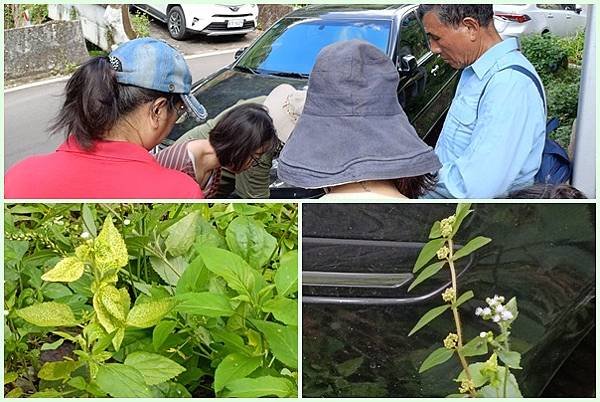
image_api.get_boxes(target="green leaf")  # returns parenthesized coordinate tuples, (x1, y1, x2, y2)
(175, 255, 208, 294)
(41, 256, 85, 283)
(224, 376, 296, 398)
(127, 298, 175, 328)
(81, 204, 97, 237)
(479, 369, 522, 397)
(504, 297, 519, 324)
(5, 387, 23, 398)
(149, 256, 187, 286)
(335, 356, 364, 377)
(194, 216, 227, 250)
(454, 290, 474, 307)
(275, 250, 298, 297)
(226, 216, 277, 269)
(453, 236, 491, 261)
(199, 247, 257, 298)
(413, 239, 446, 272)
(429, 221, 442, 239)
(419, 347, 454, 373)
(497, 350, 522, 369)
(93, 285, 129, 334)
(94, 215, 129, 274)
(214, 353, 262, 392)
(174, 292, 234, 317)
(408, 304, 450, 336)
(43, 283, 73, 300)
(457, 362, 487, 387)
(262, 297, 298, 326)
(124, 352, 186, 385)
(451, 203, 472, 238)
(4, 372, 18, 384)
(153, 320, 178, 351)
(251, 320, 297, 369)
(16, 302, 78, 327)
(462, 336, 488, 357)
(408, 261, 446, 292)
(38, 360, 81, 381)
(95, 363, 152, 397)
(211, 328, 252, 356)
(4, 240, 29, 265)
(41, 338, 65, 351)
(165, 211, 200, 257)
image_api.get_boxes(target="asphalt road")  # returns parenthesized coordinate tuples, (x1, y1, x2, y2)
(4, 51, 235, 171)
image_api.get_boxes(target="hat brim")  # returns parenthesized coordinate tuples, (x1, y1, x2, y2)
(181, 94, 208, 122)
(263, 84, 306, 143)
(277, 113, 441, 189)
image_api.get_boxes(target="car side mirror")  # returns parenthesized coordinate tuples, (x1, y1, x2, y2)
(234, 47, 247, 59)
(575, 7, 582, 14)
(398, 54, 417, 74)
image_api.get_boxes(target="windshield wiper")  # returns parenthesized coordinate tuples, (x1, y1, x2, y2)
(268, 71, 309, 79)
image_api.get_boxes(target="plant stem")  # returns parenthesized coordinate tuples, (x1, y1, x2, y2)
(502, 330, 510, 397)
(447, 239, 476, 397)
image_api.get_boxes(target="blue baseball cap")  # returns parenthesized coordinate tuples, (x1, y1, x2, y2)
(109, 38, 207, 122)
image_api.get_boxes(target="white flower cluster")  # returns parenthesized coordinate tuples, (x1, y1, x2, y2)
(475, 295, 513, 323)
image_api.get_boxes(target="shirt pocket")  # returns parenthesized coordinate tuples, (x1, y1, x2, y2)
(449, 96, 477, 126)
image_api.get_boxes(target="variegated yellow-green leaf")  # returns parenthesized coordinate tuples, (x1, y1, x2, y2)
(41, 256, 85, 283)
(75, 244, 93, 262)
(95, 215, 129, 274)
(113, 327, 125, 352)
(124, 352, 186, 385)
(93, 285, 129, 333)
(127, 298, 175, 328)
(38, 360, 82, 381)
(16, 302, 78, 327)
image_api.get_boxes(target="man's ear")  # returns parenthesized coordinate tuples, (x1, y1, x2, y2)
(149, 98, 168, 127)
(461, 17, 481, 41)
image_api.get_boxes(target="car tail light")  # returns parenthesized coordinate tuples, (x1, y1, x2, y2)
(494, 13, 531, 23)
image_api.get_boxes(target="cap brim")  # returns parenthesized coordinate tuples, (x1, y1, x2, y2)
(181, 94, 207, 122)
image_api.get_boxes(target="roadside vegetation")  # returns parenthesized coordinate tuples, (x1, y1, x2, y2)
(521, 30, 586, 149)
(4, 203, 298, 398)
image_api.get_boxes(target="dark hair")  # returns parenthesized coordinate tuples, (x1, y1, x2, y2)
(50, 56, 179, 150)
(417, 4, 494, 27)
(507, 183, 587, 199)
(392, 173, 437, 198)
(209, 103, 278, 172)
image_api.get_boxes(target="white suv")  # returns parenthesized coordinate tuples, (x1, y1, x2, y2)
(133, 4, 258, 40)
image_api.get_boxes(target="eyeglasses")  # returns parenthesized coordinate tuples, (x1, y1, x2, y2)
(176, 104, 187, 118)
(249, 154, 263, 168)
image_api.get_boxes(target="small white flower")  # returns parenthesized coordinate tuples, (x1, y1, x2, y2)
(4, 310, 9, 316)
(81, 231, 91, 239)
(475, 307, 483, 316)
(485, 297, 492, 304)
(492, 314, 501, 322)
(501, 311, 514, 321)
(495, 304, 505, 313)
(124, 219, 131, 226)
(482, 307, 492, 315)
(480, 331, 487, 338)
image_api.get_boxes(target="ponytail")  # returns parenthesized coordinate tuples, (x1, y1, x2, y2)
(50, 56, 180, 150)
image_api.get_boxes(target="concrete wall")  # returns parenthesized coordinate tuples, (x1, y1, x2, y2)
(4, 20, 89, 83)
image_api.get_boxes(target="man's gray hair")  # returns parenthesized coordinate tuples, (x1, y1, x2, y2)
(417, 4, 494, 27)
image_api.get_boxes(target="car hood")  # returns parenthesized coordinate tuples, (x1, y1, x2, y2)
(192, 68, 308, 119)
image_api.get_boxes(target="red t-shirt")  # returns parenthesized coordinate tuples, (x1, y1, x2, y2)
(4, 137, 204, 199)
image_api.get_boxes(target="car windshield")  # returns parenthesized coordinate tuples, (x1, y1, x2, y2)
(236, 17, 392, 76)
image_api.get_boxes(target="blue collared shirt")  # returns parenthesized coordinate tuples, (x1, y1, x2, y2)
(429, 37, 546, 199)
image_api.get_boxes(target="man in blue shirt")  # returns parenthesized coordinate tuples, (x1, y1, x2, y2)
(418, 5, 546, 198)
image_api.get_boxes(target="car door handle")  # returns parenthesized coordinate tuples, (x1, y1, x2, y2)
(547, 14, 554, 18)
(430, 65, 440, 76)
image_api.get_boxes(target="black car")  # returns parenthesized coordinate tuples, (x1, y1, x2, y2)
(166, 4, 460, 198)
(302, 203, 595, 397)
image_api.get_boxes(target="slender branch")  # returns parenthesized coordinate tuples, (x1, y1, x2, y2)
(447, 239, 476, 397)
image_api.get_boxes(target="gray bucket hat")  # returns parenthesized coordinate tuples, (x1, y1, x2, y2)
(277, 40, 441, 189)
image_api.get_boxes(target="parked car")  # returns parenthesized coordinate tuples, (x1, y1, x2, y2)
(132, 4, 258, 40)
(166, 4, 460, 198)
(302, 203, 595, 397)
(494, 4, 586, 39)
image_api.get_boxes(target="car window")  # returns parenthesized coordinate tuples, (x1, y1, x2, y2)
(237, 18, 392, 76)
(536, 4, 563, 10)
(397, 11, 428, 60)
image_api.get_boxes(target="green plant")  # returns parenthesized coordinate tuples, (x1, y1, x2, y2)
(408, 203, 522, 397)
(558, 29, 585, 66)
(520, 34, 568, 77)
(5, 203, 298, 398)
(130, 11, 150, 38)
